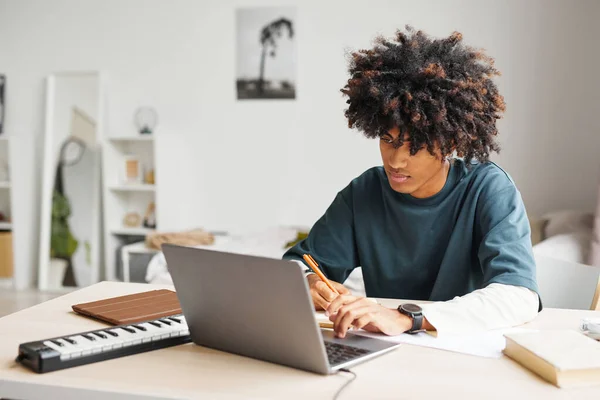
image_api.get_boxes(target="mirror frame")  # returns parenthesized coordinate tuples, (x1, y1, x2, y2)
(38, 71, 106, 291)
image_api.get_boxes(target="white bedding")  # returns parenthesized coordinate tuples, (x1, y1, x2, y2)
(145, 226, 300, 284)
(145, 226, 367, 296)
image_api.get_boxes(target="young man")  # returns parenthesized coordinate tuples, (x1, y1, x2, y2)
(283, 27, 540, 339)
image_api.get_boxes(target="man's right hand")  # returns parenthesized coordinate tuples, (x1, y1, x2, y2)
(307, 273, 351, 311)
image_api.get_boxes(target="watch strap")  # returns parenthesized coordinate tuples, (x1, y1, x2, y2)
(410, 312, 423, 333)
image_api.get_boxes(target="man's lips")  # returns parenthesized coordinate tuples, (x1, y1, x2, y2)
(388, 171, 411, 183)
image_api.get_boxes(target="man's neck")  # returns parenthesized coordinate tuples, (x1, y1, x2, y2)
(411, 160, 451, 199)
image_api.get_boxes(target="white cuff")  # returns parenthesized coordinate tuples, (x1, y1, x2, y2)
(421, 283, 539, 337)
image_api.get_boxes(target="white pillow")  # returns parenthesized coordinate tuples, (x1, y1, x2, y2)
(533, 231, 592, 265)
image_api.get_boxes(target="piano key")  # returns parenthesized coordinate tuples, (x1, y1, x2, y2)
(122, 326, 136, 334)
(159, 319, 172, 326)
(43, 340, 65, 353)
(68, 335, 97, 357)
(82, 334, 96, 341)
(51, 339, 64, 347)
(114, 327, 141, 346)
(148, 321, 163, 328)
(93, 331, 107, 339)
(132, 324, 146, 332)
(105, 329, 119, 337)
(168, 317, 181, 323)
(138, 322, 164, 342)
(63, 337, 77, 345)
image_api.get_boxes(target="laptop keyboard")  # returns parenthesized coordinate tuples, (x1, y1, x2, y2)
(325, 342, 371, 365)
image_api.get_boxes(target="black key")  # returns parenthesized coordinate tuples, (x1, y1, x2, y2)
(169, 317, 181, 323)
(159, 319, 172, 326)
(149, 321, 162, 328)
(105, 330, 119, 337)
(122, 326, 136, 334)
(51, 339, 64, 347)
(93, 332, 107, 339)
(63, 337, 77, 345)
(132, 324, 146, 332)
(82, 334, 96, 341)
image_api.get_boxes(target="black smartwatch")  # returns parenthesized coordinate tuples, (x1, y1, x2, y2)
(397, 303, 424, 334)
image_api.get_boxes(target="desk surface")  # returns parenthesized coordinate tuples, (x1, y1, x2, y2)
(1, 281, 600, 400)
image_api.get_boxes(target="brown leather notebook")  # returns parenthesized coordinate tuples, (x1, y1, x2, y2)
(72, 289, 183, 325)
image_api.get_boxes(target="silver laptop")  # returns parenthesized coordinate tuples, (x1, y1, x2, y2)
(162, 244, 400, 375)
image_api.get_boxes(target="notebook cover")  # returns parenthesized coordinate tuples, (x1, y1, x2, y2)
(72, 289, 183, 325)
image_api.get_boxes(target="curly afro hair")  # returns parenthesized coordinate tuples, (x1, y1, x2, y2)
(341, 26, 506, 163)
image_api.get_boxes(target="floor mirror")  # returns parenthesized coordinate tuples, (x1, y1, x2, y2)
(38, 71, 105, 291)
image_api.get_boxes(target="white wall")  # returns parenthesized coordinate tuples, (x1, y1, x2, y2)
(0, 0, 599, 289)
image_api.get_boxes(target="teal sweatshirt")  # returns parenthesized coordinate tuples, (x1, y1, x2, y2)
(283, 159, 540, 306)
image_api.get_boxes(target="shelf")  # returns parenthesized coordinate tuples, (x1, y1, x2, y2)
(111, 227, 155, 236)
(0, 222, 12, 230)
(109, 184, 155, 192)
(0, 181, 11, 189)
(109, 136, 154, 142)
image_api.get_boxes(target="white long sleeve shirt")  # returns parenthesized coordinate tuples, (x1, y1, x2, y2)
(296, 261, 539, 337)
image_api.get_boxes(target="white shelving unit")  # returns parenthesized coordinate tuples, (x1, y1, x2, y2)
(108, 183, 155, 192)
(102, 135, 158, 282)
(0, 135, 14, 289)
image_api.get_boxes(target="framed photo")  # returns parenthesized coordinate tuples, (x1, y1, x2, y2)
(236, 7, 296, 100)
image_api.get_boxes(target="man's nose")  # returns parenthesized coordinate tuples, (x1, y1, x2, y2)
(388, 147, 409, 170)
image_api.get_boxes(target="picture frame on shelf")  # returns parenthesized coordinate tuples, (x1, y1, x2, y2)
(123, 154, 142, 184)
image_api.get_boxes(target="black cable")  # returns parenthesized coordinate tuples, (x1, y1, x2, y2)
(333, 368, 357, 400)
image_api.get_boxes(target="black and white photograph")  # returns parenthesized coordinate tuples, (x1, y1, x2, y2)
(0, 75, 5, 134)
(236, 6, 296, 100)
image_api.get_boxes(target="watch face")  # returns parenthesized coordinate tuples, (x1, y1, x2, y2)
(402, 304, 422, 313)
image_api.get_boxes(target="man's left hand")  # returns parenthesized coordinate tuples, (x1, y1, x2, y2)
(327, 295, 412, 338)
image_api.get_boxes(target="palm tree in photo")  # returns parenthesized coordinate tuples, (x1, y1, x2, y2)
(258, 17, 294, 95)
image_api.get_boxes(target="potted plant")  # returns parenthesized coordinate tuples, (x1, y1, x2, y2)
(49, 189, 78, 289)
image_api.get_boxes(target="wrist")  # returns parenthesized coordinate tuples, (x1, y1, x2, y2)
(396, 312, 413, 332)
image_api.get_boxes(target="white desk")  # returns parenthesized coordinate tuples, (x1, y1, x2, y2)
(1, 281, 600, 400)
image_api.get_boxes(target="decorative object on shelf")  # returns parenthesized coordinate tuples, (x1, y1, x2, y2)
(134, 106, 158, 135)
(143, 202, 156, 229)
(123, 154, 141, 184)
(144, 168, 155, 185)
(0, 74, 5, 134)
(236, 7, 296, 100)
(123, 212, 142, 228)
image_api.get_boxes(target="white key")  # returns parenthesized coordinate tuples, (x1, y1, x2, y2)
(43, 340, 70, 360)
(113, 327, 140, 346)
(130, 324, 155, 343)
(91, 331, 120, 351)
(139, 322, 164, 342)
(68, 335, 97, 357)
(152, 321, 182, 341)
(57, 338, 81, 360)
